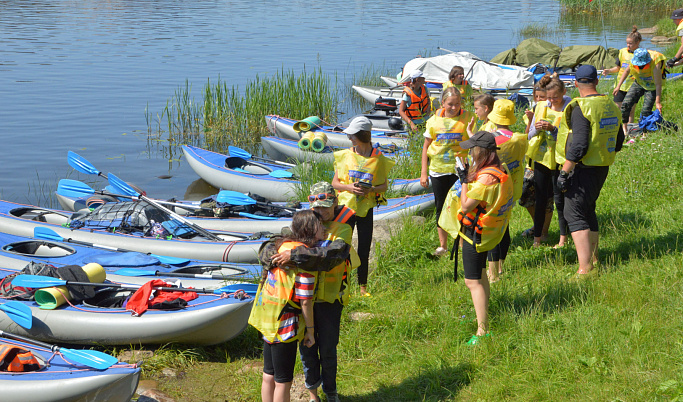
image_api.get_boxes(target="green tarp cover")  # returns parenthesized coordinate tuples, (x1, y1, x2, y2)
(491, 38, 619, 70)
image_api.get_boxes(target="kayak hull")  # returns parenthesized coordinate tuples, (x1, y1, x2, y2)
(0, 338, 140, 402)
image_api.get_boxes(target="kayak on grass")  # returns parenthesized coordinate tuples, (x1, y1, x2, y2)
(182, 144, 428, 202)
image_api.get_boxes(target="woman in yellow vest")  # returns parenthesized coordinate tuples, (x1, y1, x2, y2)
(420, 87, 473, 256)
(614, 47, 665, 140)
(249, 210, 326, 402)
(333, 116, 394, 296)
(439, 130, 514, 345)
(527, 75, 572, 248)
(442, 65, 474, 100)
(483, 99, 528, 281)
(601, 26, 641, 124)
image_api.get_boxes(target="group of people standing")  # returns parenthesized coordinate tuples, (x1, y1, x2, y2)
(245, 20, 682, 399)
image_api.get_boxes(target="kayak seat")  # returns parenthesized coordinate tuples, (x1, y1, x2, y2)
(225, 157, 273, 175)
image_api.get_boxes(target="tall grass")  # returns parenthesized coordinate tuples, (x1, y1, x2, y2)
(147, 66, 340, 154)
(560, 0, 680, 13)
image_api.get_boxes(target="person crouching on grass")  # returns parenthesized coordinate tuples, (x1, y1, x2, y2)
(249, 210, 350, 402)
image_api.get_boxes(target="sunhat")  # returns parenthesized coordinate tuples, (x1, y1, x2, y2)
(487, 99, 517, 126)
(342, 116, 372, 135)
(631, 48, 652, 67)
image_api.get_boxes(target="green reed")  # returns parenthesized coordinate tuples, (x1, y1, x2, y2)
(560, 0, 679, 13)
(517, 23, 560, 40)
(149, 67, 340, 154)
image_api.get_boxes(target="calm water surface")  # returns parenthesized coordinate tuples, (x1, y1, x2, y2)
(0, 0, 661, 206)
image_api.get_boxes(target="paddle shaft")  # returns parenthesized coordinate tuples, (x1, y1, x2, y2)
(29, 279, 224, 294)
(0, 330, 67, 354)
(136, 193, 223, 241)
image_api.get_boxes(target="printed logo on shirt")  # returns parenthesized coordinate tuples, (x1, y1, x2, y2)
(599, 117, 619, 130)
(436, 132, 463, 142)
(349, 170, 374, 182)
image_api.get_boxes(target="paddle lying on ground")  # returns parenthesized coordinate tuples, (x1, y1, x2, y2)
(113, 267, 249, 280)
(11, 274, 257, 296)
(106, 173, 223, 241)
(67, 151, 223, 241)
(0, 330, 118, 370)
(216, 191, 298, 212)
(33, 227, 190, 266)
(0, 301, 33, 329)
(228, 145, 295, 167)
(57, 179, 281, 221)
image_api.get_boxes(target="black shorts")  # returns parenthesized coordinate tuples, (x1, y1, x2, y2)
(564, 166, 609, 233)
(613, 89, 627, 103)
(461, 239, 487, 280)
(263, 339, 298, 383)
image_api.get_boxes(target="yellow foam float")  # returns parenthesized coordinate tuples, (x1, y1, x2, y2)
(34, 263, 106, 310)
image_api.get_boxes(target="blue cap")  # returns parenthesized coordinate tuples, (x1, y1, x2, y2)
(631, 48, 652, 67)
(575, 65, 598, 82)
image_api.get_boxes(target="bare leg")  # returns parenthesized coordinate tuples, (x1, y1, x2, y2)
(589, 230, 599, 265)
(273, 382, 292, 402)
(308, 389, 320, 402)
(487, 261, 500, 282)
(571, 229, 593, 274)
(262, 373, 275, 402)
(437, 226, 449, 249)
(465, 277, 490, 336)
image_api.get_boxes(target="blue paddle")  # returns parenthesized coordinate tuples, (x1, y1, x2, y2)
(216, 190, 298, 212)
(0, 330, 118, 370)
(0, 302, 33, 329)
(228, 146, 295, 167)
(33, 227, 190, 266)
(68, 151, 107, 178)
(11, 274, 256, 296)
(107, 173, 223, 241)
(113, 267, 248, 280)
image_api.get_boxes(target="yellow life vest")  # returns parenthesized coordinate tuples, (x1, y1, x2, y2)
(315, 216, 360, 306)
(438, 166, 514, 252)
(677, 20, 683, 35)
(494, 131, 528, 202)
(334, 148, 395, 217)
(442, 80, 473, 99)
(248, 241, 313, 343)
(616, 47, 635, 92)
(629, 50, 665, 91)
(527, 102, 563, 169)
(425, 108, 472, 174)
(556, 95, 622, 167)
(476, 119, 497, 133)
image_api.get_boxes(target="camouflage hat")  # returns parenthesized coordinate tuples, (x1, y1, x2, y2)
(309, 182, 336, 208)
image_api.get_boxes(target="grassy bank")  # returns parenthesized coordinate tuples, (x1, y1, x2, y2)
(560, 0, 680, 13)
(138, 62, 683, 401)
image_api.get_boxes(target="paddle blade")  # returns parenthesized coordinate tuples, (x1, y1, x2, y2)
(228, 146, 252, 160)
(216, 191, 257, 206)
(34, 227, 64, 242)
(215, 283, 258, 297)
(68, 151, 102, 176)
(0, 302, 33, 329)
(107, 173, 139, 197)
(113, 268, 158, 277)
(57, 179, 96, 198)
(60, 347, 119, 370)
(268, 169, 293, 178)
(150, 254, 190, 265)
(11, 275, 67, 289)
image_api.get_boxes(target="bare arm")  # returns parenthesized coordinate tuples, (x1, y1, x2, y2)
(332, 170, 363, 196)
(300, 299, 315, 347)
(398, 99, 418, 131)
(420, 137, 432, 188)
(613, 68, 630, 96)
(653, 63, 663, 111)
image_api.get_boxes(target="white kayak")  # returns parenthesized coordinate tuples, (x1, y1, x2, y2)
(265, 115, 409, 147)
(260, 135, 407, 164)
(183, 145, 427, 202)
(0, 200, 267, 263)
(0, 337, 140, 402)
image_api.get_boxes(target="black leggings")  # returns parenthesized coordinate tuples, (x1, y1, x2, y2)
(350, 208, 374, 286)
(487, 226, 510, 262)
(533, 163, 568, 237)
(263, 340, 298, 383)
(431, 174, 458, 225)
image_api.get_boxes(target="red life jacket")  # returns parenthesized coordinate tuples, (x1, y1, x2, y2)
(403, 85, 430, 120)
(0, 344, 43, 372)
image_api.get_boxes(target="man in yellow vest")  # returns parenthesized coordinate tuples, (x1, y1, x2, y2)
(266, 182, 360, 402)
(666, 9, 683, 68)
(556, 65, 625, 277)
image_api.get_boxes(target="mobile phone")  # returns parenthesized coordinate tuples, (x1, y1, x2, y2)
(355, 181, 372, 189)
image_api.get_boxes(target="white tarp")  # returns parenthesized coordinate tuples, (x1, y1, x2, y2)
(399, 52, 535, 90)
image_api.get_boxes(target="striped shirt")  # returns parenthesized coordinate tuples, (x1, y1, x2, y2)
(268, 271, 316, 343)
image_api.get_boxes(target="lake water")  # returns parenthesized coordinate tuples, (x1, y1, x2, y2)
(0, 0, 661, 206)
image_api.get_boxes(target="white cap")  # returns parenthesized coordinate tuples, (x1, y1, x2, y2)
(343, 116, 373, 135)
(410, 70, 424, 80)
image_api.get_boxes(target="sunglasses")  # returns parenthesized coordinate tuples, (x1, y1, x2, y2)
(308, 193, 335, 203)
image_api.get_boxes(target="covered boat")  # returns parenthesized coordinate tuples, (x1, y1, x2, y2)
(0, 200, 267, 263)
(183, 145, 427, 202)
(260, 135, 407, 164)
(0, 337, 140, 402)
(0, 269, 255, 345)
(0, 231, 260, 289)
(265, 115, 409, 147)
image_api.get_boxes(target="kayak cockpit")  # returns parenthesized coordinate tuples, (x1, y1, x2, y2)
(3, 240, 76, 257)
(9, 208, 70, 225)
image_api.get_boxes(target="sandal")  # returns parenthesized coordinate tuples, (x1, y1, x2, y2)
(521, 228, 534, 238)
(433, 247, 448, 257)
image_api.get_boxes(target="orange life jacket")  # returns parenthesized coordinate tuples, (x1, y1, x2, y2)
(403, 85, 430, 120)
(0, 344, 43, 372)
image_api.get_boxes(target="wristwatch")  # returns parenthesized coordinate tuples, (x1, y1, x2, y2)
(559, 170, 570, 178)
